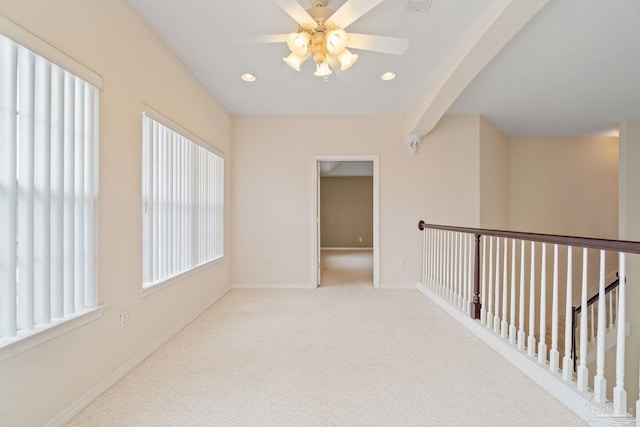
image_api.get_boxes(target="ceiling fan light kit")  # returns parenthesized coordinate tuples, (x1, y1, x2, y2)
(273, 0, 408, 78)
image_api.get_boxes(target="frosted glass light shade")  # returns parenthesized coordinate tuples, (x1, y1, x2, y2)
(286, 32, 311, 56)
(326, 29, 347, 54)
(283, 53, 308, 71)
(313, 60, 332, 77)
(337, 49, 358, 70)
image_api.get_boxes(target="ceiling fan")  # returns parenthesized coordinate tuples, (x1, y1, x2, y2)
(252, 0, 409, 78)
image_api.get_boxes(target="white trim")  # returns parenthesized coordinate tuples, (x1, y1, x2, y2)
(44, 288, 229, 427)
(416, 283, 600, 422)
(0, 14, 102, 89)
(379, 283, 418, 290)
(141, 105, 226, 158)
(313, 155, 380, 288)
(231, 283, 316, 290)
(140, 256, 225, 298)
(321, 247, 374, 251)
(0, 306, 106, 363)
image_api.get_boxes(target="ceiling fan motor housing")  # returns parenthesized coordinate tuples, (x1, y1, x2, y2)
(307, 1, 334, 25)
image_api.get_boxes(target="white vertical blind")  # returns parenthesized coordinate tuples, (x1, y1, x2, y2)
(1, 35, 18, 337)
(18, 48, 35, 331)
(0, 33, 99, 340)
(34, 56, 52, 324)
(141, 109, 224, 289)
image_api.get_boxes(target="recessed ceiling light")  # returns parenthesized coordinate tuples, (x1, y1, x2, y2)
(380, 71, 396, 81)
(241, 73, 256, 82)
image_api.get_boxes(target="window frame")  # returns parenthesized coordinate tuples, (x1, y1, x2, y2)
(0, 17, 102, 362)
(140, 106, 225, 295)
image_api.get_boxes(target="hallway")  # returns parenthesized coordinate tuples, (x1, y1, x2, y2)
(320, 250, 374, 287)
(68, 280, 585, 425)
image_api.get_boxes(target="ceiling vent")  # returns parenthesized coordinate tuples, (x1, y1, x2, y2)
(405, 0, 434, 13)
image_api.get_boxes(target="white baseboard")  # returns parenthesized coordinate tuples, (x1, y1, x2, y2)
(416, 283, 599, 423)
(232, 283, 316, 289)
(45, 286, 230, 427)
(321, 247, 373, 251)
(379, 283, 418, 290)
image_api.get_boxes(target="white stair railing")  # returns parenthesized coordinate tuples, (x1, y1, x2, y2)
(418, 221, 639, 424)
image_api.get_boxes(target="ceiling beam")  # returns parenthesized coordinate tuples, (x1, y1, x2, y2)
(403, 0, 551, 138)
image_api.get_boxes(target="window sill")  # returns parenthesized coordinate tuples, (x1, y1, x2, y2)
(0, 305, 106, 363)
(139, 255, 225, 299)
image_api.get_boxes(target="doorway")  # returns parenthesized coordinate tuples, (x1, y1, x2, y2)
(312, 156, 379, 288)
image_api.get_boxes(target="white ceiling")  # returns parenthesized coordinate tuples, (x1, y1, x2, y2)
(127, 0, 640, 138)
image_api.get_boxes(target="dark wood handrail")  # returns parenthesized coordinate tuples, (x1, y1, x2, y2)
(418, 220, 639, 321)
(418, 220, 640, 255)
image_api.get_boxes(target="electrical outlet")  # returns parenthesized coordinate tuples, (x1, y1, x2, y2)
(400, 257, 406, 268)
(358, 237, 363, 242)
(120, 310, 129, 328)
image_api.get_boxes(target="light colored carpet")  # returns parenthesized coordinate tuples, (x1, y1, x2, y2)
(68, 251, 586, 426)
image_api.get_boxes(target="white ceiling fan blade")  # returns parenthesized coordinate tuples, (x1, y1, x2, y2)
(327, 0, 385, 29)
(274, 0, 317, 30)
(230, 34, 289, 44)
(346, 33, 409, 55)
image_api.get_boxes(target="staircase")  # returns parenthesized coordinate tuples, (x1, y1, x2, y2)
(418, 221, 639, 425)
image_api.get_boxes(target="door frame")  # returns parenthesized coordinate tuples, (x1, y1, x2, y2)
(312, 155, 380, 288)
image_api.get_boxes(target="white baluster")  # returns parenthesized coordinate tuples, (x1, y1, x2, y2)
(509, 239, 517, 344)
(460, 234, 469, 313)
(421, 227, 426, 284)
(501, 238, 509, 339)
(562, 246, 573, 381)
(433, 230, 438, 290)
(538, 243, 548, 365)
(487, 236, 494, 330)
(447, 231, 453, 301)
(481, 236, 487, 325)
(608, 282, 614, 331)
(577, 247, 589, 392)
(494, 237, 501, 335)
(437, 230, 442, 294)
(550, 244, 560, 372)
(442, 230, 447, 295)
(517, 240, 526, 350)
(528, 241, 537, 358)
(463, 234, 473, 316)
(594, 250, 607, 404)
(438, 230, 446, 297)
(461, 234, 466, 312)
(467, 234, 473, 315)
(433, 230, 442, 294)
(425, 228, 430, 285)
(458, 233, 464, 309)
(453, 232, 459, 306)
(590, 305, 595, 342)
(613, 253, 626, 415)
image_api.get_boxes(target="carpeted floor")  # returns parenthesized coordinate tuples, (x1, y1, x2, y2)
(67, 251, 586, 426)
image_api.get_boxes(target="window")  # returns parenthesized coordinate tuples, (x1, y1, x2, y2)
(141, 107, 224, 289)
(0, 32, 100, 347)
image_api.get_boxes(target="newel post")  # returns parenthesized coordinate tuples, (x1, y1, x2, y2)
(472, 233, 482, 319)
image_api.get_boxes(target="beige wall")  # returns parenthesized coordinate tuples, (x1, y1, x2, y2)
(321, 177, 373, 248)
(231, 115, 484, 288)
(0, 1, 232, 425)
(509, 137, 618, 238)
(480, 117, 510, 229)
(618, 120, 640, 412)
